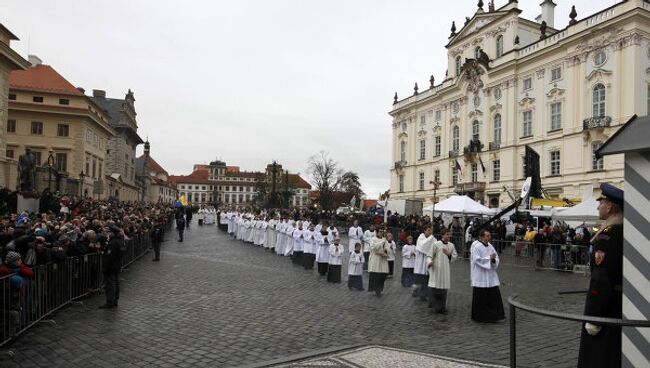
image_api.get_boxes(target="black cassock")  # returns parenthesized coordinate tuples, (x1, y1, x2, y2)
(578, 223, 623, 368)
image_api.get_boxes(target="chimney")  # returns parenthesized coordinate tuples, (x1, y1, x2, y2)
(27, 55, 42, 67)
(93, 89, 106, 98)
(77, 87, 86, 94)
(540, 0, 556, 29)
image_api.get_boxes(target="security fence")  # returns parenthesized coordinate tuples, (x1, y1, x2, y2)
(0, 231, 154, 347)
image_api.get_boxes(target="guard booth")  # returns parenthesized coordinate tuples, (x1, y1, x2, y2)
(597, 114, 650, 367)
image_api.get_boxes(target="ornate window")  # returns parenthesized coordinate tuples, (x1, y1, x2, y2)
(452, 126, 460, 152)
(419, 139, 426, 160)
(493, 114, 502, 145)
(496, 35, 504, 58)
(594, 50, 607, 66)
(592, 84, 606, 118)
(472, 120, 480, 141)
(434, 136, 441, 157)
(522, 111, 532, 137)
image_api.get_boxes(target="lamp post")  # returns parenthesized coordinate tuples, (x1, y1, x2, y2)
(46, 150, 55, 191)
(79, 170, 86, 198)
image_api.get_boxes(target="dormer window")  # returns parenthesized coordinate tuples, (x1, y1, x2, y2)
(496, 35, 504, 58)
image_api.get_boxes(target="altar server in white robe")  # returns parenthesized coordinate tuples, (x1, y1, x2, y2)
(246, 218, 256, 243)
(302, 224, 318, 270)
(197, 207, 206, 226)
(348, 221, 363, 254)
(427, 228, 457, 314)
(401, 236, 416, 287)
(367, 229, 389, 296)
(347, 243, 364, 290)
(327, 238, 343, 283)
(276, 219, 287, 255)
(316, 229, 330, 276)
(265, 217, 277, 250)
(386, 233, 397, 277)
(237, 216, 245, 240)
(283, 221, 296, 257)
(413, 226, 436, 301)
(227, 212, 234, 235)
(362, 225, 376, 271)
(291, 222, 305, 265)
(470, 229, 505, 323)
(327, 224, 339, 244)
(257, 219, 267, 246)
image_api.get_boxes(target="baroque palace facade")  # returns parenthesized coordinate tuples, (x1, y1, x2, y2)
(389, 0, 650, 208)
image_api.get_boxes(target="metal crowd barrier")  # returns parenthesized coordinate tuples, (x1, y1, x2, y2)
(0, 229, 157, 347)
(508, 294, 650, 367)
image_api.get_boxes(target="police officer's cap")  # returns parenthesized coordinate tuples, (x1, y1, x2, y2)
(597, 183, 624, 207)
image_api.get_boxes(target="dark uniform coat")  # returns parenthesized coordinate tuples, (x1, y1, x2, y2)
(578, 223, 623, 368)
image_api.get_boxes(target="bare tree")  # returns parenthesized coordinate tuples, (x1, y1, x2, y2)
(307, 151, 343, 210)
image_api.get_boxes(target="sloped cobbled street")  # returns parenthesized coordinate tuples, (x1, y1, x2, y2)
(2, 225, 588, 368)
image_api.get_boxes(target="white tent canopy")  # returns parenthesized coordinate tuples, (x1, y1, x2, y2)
(551, 197, 600, 221)
(423, 195, 495, 216)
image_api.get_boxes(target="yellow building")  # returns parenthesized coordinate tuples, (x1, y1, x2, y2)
(390, 0, 649, 208)
(0, 24, 30, 189)
(7, 55, 114, 195)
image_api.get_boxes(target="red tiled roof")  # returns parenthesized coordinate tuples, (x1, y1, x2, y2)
(289, 174, 311, 189)
(226, 166, 240, 173)
(137, 154, 168, 176)
(10, 64, 85, 96)
(169, 169, 211, 185)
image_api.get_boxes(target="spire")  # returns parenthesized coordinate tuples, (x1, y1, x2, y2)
(449, 21, 457, 39)
(569, 6, 578, 26)
(429, 75, 435, 89)
(413, 82, 419, 96)
(144, 137, 150, 156)
(488, 0, 495, 12)
(393, 92, 398, 104)
(477, 0, 484, 11)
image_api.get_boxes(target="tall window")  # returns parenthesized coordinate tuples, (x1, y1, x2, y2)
(419, 172, 425, 191)
(55, 153, 67, 172)
(550, 151, 561, 176)
(472, 120, 480, 141)
(522, 111, 532, 137)
(435, 110, 441, 121)
(592, 142, 604, 170)
(92, 159, 97, 178)
(452, 126, 460, 152)
(6, 119, 16, 133)
(57, 124, 69, 137)
(471, 164, 478, 182)
(419, 139, 426, 160)
(493, 114, 502, 145)
(492, 160, 501, 181)
(85, 156, 90, 174)
(434, 136, 441, 157)
(496, 35, 504, 58)
(400, 141, 406, 162)
(593, 84, 606, 117)
(399, 175, 404, 192)
(550, 102, 562, 130)
(33, 151, 41, 166)
(452, 167, 459, 185)
(434, 169, 440, 183)
(455, 56, 462, 77)
(31, 122, 43, 135)
(420, 115, 426, 126)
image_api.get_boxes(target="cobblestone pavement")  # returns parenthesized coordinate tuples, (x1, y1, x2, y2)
(1, 225, 588, 368)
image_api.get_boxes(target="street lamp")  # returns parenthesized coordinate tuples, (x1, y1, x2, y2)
(429, 179, 442, 220)
(46, 150, 55, 191)
(79, 170, 86, 197)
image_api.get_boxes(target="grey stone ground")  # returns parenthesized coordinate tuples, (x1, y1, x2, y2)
(1, 225, 587, 368)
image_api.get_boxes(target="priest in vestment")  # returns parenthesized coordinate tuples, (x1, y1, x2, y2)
(470, 229, 505, 323)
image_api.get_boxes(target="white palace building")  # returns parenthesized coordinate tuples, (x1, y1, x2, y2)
(389, 0, 650, 208)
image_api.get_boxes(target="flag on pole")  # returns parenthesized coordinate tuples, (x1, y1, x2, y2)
(455, 159, 463, 177)
(177, 194, 188, 207)
(479, 156, 486, 175)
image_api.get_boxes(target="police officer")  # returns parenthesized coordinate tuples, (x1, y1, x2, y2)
(578, 183, 623, 368)
(151, 217, 165, 261)
(99, 223, 124, 309)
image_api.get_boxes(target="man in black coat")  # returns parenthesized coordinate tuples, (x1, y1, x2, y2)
(99, 224, 124, 309)
(578, 183, 624, 368)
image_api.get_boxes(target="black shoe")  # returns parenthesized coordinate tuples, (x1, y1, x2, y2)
(98, 304, 116, 309)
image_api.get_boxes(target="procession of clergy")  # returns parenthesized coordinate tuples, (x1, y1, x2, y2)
(218, 211, 505, 322)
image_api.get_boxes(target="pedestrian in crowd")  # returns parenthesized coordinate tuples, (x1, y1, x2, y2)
(368, 229, 389, 296)
(578, 183, 624, 368)
(185, 206, 193, 229)
(386, 232, 396, 278)
(175, 208, 186, 242)
(348, 242, 364, 290)
(413, 226, 435, 301)
(427, 228, 457, 314)
(0, 251, 34, 311)
(151, 218, 164, 262)
(327, 237, 343, 283)
(401, 235, 416, 287)
(316, 228, 330, 276)
(470, 229, 504, 323)
(362, 224, 376, 271)
(100, 224, 124, 309)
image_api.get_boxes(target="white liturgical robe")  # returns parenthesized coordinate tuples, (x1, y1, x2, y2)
(414, 233, 436, 275)
(470, 240, 500, 288)
(348, 226, 363, 253)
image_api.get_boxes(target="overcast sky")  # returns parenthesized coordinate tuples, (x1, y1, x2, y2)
(2, 0, 609, 198)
